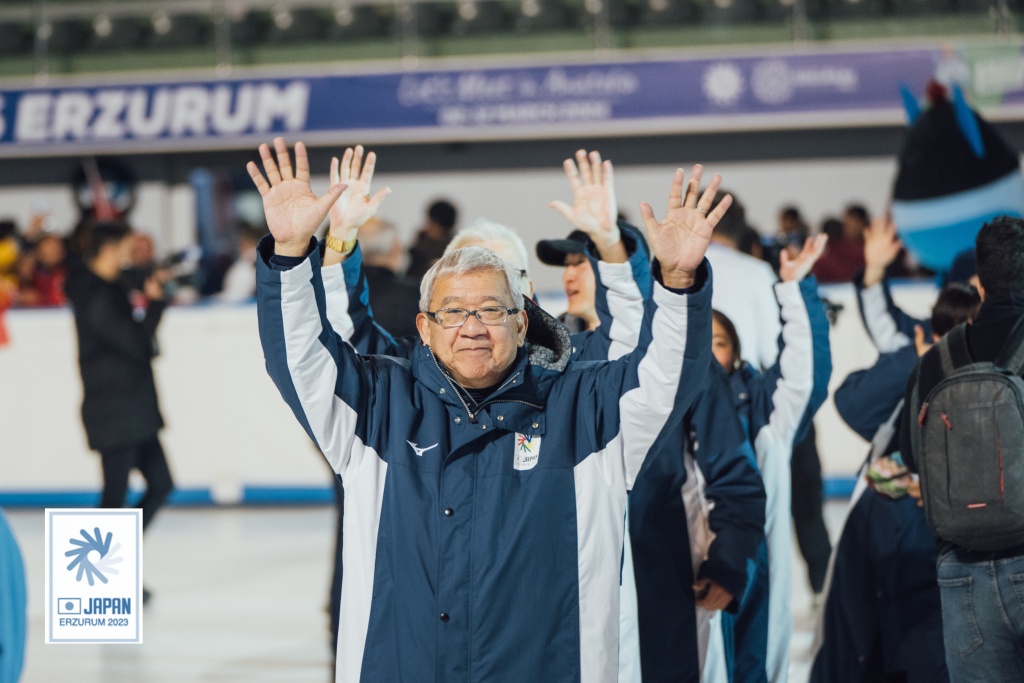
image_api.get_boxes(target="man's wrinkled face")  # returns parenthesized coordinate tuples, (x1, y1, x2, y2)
(562, 253, 596, 320)
(416, 269, 528, 389)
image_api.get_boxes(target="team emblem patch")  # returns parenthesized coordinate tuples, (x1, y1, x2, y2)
(514, 433, 541, 471)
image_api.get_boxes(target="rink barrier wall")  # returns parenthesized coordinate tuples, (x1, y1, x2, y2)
(0, 282, 935, 506)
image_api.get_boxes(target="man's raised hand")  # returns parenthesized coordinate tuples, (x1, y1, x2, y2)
(329, 144, 391, 239)
(246, 138, 346, 257)
(549, 149, 624, 261)
(639, 165, 732, 290)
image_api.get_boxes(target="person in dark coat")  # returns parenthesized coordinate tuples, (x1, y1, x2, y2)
(63, 221, 174, 533)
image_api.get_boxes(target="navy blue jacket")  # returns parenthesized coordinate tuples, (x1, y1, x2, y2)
(256, 236, 713, 682)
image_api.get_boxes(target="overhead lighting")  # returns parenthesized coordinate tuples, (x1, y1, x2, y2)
(36, 21, 53, 40)
(521, 0, 541, 17)
(648, 0, 669, 11)
(152, 11, 173, 35)
(93, 15, 113, 37)
(273, 6, 293, 29)
(458, 0, 478, 21)
(584, 0, 603, 13)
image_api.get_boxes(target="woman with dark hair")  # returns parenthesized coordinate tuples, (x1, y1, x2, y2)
(63, 221, 174, 595)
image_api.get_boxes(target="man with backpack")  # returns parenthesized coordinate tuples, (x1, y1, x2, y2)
(901, 215, 1024, 682)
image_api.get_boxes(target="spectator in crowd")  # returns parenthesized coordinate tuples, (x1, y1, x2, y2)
(812, 204, 869, 283)
(130, 234, 156, 271)
(900, 216, 1024, 682)
(774, 205, 811, 265)
(0, 222, 17, 344)
(218, 223, 265, 303)
(704, 193, 781, 370)
(536, 229, 599, 333)
(406, 198, 458, 279)
(19, 233, 68, 307)
(346, 217, 420, 338)
(63, 221, 175, 603)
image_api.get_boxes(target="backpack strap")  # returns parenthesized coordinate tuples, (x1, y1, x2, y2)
(995, 316, 1024, 377)
(943, 323, 974, 372)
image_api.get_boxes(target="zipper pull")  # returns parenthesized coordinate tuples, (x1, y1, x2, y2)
(940, 413, 952, 430)
(918, 402, 928, 427)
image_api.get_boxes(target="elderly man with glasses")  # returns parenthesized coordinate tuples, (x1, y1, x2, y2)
(249, 138, 729, 683)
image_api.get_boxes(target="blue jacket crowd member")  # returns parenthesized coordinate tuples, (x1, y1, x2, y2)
(533, 223, 766, 683)
(811, 257, 980, 682)
(318, 147, 649, 653)
(249, 138, 729, 682)
(900, 217, 1024, 683)
(623, 360, 766, 683)
(706, 235, 832, 683)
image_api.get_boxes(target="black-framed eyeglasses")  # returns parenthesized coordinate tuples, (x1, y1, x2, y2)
(426, 307, 519, 328)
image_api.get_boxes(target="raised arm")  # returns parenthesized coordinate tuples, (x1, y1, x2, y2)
(585, 166, 730, 489)
(855, 217, 927, 352)
(248, 138, 383, 477)
(322, 145, 391, 267)
(549, 150, 650, 361)
(315, 145, 416, 357)
(750, 235, 833, 460)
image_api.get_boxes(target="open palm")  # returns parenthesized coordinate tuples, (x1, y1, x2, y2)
(779, 233, 828, 282)
(549, 149, 618, 248)
(246, 138, 345, 253)
(329, 145, 391, 236)
(640, 165, 732, 281)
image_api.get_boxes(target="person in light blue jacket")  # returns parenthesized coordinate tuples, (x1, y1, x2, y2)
(249, 137, 731, 682)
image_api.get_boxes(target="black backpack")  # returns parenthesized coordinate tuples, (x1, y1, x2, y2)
(910, 318, 1024, 551)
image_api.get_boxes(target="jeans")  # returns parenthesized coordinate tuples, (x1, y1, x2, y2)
(936, 545, 1024, 683)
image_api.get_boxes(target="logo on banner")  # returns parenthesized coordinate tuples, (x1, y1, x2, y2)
(46, 509, 143, 644)
(751, 59, 858, 106)
(514, 433, 542, 471)
(703, 63, 745, 107)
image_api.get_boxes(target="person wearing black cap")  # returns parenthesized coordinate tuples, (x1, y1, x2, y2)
(536, 229, 599, 333)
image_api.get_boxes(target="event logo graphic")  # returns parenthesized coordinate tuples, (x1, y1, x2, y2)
(702, 63, 745, 107)
(65, 527, 124, 586)
(47, 509, 142, 644)
(514, 433, 542, 471)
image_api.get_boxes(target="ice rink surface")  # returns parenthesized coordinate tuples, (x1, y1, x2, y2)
(8, 502, 847, 682)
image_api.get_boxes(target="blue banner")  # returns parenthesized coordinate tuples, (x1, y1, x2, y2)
(1, 44, 1021, 155)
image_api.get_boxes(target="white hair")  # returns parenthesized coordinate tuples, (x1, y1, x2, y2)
(419, 246, 525, 313)
(445, 218, 530, 275)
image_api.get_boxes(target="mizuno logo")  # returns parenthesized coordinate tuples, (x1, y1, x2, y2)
(407, 441, 438, 457)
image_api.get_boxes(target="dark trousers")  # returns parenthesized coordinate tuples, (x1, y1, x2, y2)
(98, 436, 174, 530)
(330, 475, 344, 652)
(791, 424, 832, 594)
